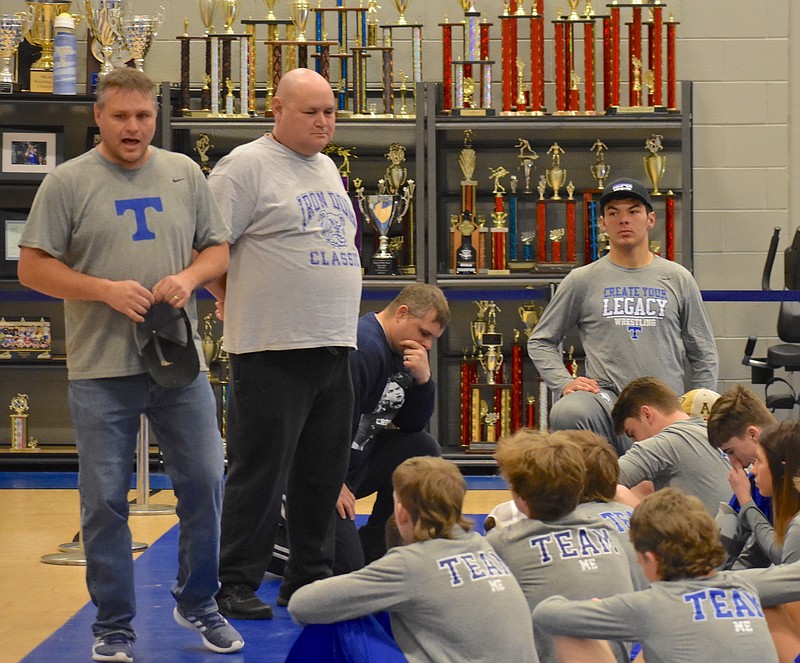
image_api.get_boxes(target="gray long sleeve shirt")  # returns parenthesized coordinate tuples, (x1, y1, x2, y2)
(532, 561, 800, 663)
(528, 255, 718, 396)
(289, 527, 539, 663)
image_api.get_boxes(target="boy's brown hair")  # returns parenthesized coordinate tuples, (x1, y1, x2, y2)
(494, 429, 586, 521)
(392, 456, 471, 542)
(629, 487, 725, 580)
(552, 429, 620, 502)
(611, 377, 680, 436)
(757, 420, 800, 545)
(706, 385, 776, 449)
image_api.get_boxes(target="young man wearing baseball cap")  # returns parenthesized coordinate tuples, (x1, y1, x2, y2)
(528, 177, 718, 455)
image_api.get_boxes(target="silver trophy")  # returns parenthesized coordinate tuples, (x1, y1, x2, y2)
(84, 0, 125, 77)
(120, 8, 163, 72)
(355, 178, 411, 276)
(0, 13, 32, 93)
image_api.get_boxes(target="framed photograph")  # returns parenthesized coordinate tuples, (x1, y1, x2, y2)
(0, 210, 27, 278)
(0, 317, 52, 361)
(0, 129, 62, 181)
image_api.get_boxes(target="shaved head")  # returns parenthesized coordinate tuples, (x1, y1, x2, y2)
(271, 69, 337, 156)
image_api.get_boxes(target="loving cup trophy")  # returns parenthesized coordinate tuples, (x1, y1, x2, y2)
(355, 181, 412, 276)
(26, 1, 71, 71)
(120, 7, 164, 72)
(84, 0, 125, 77)
(292, 0, 309, 41)
(0, 13, 32, 93)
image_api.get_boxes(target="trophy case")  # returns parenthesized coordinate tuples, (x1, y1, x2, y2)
(421, 81, 694, 464)
(0, 80, 694, 470)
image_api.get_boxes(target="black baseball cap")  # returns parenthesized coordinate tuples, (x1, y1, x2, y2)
(135, 303, 199, 389)
(598, 178, 653, 212)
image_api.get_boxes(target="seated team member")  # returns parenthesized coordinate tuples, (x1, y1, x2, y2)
(709, 384, 776, 518)
(557, 429, 648, 590)
(533, 488, 800, 663)
(729, 420, 800, 566)
(611, 376, 731, 514)
(287, 456, 539, 663)
(708, 385, 776, 568)
(336, 283, 449, 569)
(487, 429, 633, 663)
(528, 177, 718, 456)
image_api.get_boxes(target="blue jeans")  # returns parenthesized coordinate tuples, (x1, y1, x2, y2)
(69, 373, 225, 638)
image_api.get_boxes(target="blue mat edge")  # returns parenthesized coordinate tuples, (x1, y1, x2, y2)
(0, 471, 508, 491)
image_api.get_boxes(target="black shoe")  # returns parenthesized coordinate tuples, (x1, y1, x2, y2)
(275, 591, 290, 607)
(217, 584, 273, 620)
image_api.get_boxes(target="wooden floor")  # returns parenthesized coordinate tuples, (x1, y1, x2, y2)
(0, 487, 510, 663)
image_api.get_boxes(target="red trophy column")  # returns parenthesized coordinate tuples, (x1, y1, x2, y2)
(441, 22, 453, 110)
(665, 192, 675, 261)
(511, 339, 522, 432)
(667, 16, 679, 111)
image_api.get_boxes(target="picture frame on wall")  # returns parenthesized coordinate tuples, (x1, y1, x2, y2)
(0, 129, 62, 181)
(0, 209, 27, 279)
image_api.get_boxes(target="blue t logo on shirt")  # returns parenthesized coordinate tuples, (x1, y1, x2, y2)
(116, 197, 163, 241)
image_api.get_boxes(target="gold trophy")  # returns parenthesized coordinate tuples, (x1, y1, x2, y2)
(644, 133, 666, 195)
(201, 312, 219, 375)
(193, 133, 214, 175)
(263, 0, 278, 20)
(590, 139, 611, 188)
(518, 303, 543, 339)
(478, 330, 503, 385)
(393, 0, 411, 25)
(567, 0, 581, 21)
(221, 0, 239, 34)
(545, 142, 567, 200)
(9, 393, 30, 450)
(25, 1, 71, 70)
(470, 300, 491, 351)
(25, 1, 71, 90)
(84, 0, 125, 77)
(292, 0, 309, 41)
(198, 0, 217, 34)
(0, 12, 32, 93)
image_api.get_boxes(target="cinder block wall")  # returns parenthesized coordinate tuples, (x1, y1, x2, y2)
(30, 0, 794, 394)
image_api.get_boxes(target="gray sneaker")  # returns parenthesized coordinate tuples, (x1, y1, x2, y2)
(92, 632, 134, 662)
(173, 606, 245, 654)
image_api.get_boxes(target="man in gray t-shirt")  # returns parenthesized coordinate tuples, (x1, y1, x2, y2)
(528, 178, 717, 454)
(206, 68, 362, 620)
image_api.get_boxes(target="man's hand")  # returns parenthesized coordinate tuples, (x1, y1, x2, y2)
(215, 300, 225, 321)
(152, 273, 194, 309)
(336, 483, 356, 520)
(728, 456, 752, 506)
(400, 339, 431, 384)
(562, 376, 601, 396)
(104, 280, 155, 323)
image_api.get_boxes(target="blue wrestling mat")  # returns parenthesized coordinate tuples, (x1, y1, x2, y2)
(21, 511, 492, 663)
